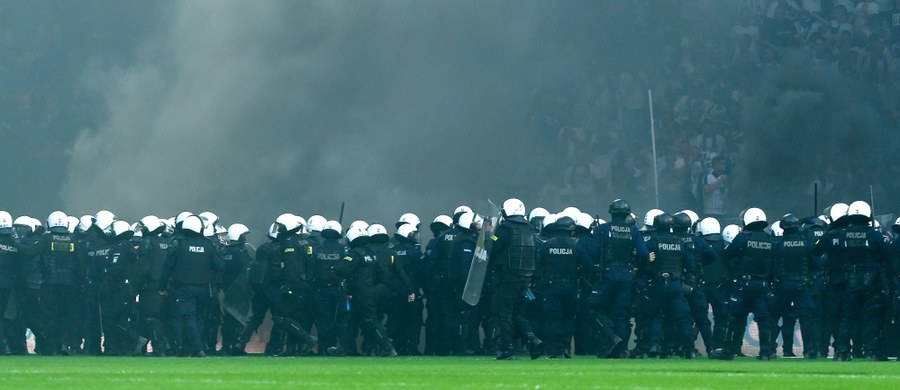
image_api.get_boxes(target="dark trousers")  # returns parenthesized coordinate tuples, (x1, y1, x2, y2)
(542, 283, 577, 355)
(40, 284, 77, 353)
(769, 280, 815, 355)
(170, 284, 210, 354)
(588, 278, 633, 342)
(704, 281, 729, 349)
(492, 280, 533, 352)
(643, 281, 692, 351)
(315, 286, 343, 352)
(726, 279, 772, 357)
(837, 272, 884, 356)
(387, 292, 424, 355)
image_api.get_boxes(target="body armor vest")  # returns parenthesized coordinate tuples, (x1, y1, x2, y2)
(0, 236, 18, 289)
(506, 222, 536, 276)
(314, 239, 345, 288)
(841, 225, 877, 270)
(600, 222, 635, 268)
(542, 236, 578, 280)
(737, 230, 772, 278)
(775, 232, 809, 280)
(43, 233, 77, 285)
(703, 238, 728, 284)
(653, 233, 683, 278)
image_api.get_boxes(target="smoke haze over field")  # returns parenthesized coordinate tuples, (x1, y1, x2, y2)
(60, 1, 680, 230)
(0, 0, 894, 236)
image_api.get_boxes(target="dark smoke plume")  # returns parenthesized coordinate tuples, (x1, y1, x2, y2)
(61, 1, 678, 232)
(733, 52, 895, 218)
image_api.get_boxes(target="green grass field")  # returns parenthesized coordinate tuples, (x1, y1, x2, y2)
(2, 356, 899, 389)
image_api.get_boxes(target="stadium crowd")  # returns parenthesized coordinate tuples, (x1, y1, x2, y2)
(535, 0, 900, 215)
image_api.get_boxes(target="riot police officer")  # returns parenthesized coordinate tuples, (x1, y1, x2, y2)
(217, 223, 253, 355)
(159, 215, 223, 357)
(696, 217, 729, 353)
(335, 225, 398, 357)
(769, 213, 817, 358)
(537, 214, 587, 358)
(387, 223, 425, 355)
(641, 213, 697, 358)
(0, 211, 17, 354)
(312, 220, 348, 355)
(582, 199, 650, 358)
(136, 215, 170, 356)
(817, 201, 891, 361)
(490, 198, 543, 360)
(710, 207, 775, 360)
(673, 211, 714, 356)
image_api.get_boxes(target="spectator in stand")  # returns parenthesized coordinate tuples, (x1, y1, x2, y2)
(702, 156, 729, 219)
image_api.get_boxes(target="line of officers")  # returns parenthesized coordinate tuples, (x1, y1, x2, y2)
(0, 196, 897, 361)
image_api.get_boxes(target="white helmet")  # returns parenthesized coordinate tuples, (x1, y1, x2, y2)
(323, 220, 342, 236)
(47, 211, 68, 230)
(827, 203, 849, 224)
(396, 223, 418, 241)
(0, 211, 12, 233)
(130, 222, 143, 238)
(307, 215, 327, 233)
(542, 213, 559, 228)
(181, 215, 203, 235)
(77, 215, 93, 233)
(697, 217, 721, 236)
(295, 215, 308, 234)
(502, 198, 526, 218)
(431, 215, 452, 231)
(847, 200, 872, 220)
(267, 223, 279, 239)
(679, 209, 700, 227)
(576, 212, 594, 230)
(13, 216, 34, 233)
(227, 223, 250, 243)
(528, 207, 550, 222)
(642, 209, 664, 231)
(741, 207, 767, 228)
(275, 213, 300, 233)
(560, 206, 581, 220)
(28, 217, 43, 234)
(163, 218, 175, 234)
(454, 205, 473, 216)
(94, 210, 116, 235)
(140, 215, 164, 236)
(722, 224, 740, 244)
(596, 218, 607, 225)
(198, 211, 219, 237)
(770, 221, 783, 237)
(397, 213, 421, 228)
(366, 223, 388, 238)
(175, 211, 193, 226)
(111, 220, 132, 238)
(346, 225, 368, 244)
(66, 216, 79, 234)
(457, 212, 476, 230)
(348, 220, 369, 232)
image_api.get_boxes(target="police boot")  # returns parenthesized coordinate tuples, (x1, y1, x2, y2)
(756, 318, 774, 360)
(708, 320, 737, 360)
(525, 332, 544, 360)
(278, 316, 318, 353)
(594, 318, 622, 359)
(495, 345, 517, 360)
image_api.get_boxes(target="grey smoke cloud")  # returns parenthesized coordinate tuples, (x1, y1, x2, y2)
(732, 53, 893, 217)
(61, 1, 662, 232)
